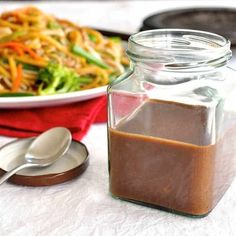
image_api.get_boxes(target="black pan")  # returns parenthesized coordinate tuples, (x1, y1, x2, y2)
(140, 8, 236, 45)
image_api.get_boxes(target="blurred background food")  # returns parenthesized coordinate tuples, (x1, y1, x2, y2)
(0, 6, 128, 96)
(1, 1, 234, 34)
(1, 0, 236, 96)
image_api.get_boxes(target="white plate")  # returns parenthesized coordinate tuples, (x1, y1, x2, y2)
(0, 86, 107, 109)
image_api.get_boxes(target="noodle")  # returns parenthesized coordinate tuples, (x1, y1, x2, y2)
(0, 7, 129, 95)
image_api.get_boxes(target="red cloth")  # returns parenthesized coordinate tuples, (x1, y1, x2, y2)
(0, 96, 107, 141)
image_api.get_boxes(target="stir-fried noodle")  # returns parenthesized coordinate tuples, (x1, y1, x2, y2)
(0, 7, 129, 96)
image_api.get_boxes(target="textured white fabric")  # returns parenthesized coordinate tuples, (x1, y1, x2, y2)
(1, 1, 236, 235)
(0, 124, 236, 236)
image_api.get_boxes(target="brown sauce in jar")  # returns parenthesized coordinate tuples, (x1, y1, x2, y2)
(108, 99, 236, 216)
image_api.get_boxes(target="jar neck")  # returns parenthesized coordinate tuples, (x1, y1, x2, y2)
(131, 59, 229, 73)
(130, 60, 227, 86)
(127, 29, 232, 73)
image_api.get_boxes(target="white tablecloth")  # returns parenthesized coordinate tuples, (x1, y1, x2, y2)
(1, 1, 236, 235)
(1, 124, 236, 236)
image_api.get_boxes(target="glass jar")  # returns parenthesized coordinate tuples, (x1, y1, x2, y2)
(107, 29, 236, 217)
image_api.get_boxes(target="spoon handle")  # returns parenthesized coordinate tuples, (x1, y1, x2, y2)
(0, 163, 36, 185)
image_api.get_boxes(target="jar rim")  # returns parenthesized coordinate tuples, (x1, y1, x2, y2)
(127, 29, 231, 70)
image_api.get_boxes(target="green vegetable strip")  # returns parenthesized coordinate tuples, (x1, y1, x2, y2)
(0, 30, 27, 43)
(88, 34, 97, 43)
(0, 59, 39, 72)
(109, 36, 121, 43)
(22, 63, 39, 72)
(0, 92, 34, 97)
(78, 76, 93, 83)
(47, 21, 61, 29)
(71, 45, 110, 69)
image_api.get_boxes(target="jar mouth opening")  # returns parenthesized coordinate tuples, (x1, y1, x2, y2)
(127, 29, 231, 70)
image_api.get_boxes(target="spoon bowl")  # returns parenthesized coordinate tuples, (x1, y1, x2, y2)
(0, 127, 72, 185)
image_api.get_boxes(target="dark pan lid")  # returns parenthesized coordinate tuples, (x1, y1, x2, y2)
(140, 8, 236, 45)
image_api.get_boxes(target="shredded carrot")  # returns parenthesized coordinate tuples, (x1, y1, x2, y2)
(12, 64, 23, 92)
(23, 46, 41, 60)
(0, 41, 44, 60)
(11, 45, 24, 56)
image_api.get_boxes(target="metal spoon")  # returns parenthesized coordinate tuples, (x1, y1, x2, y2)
(0, 127, 72, 185)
